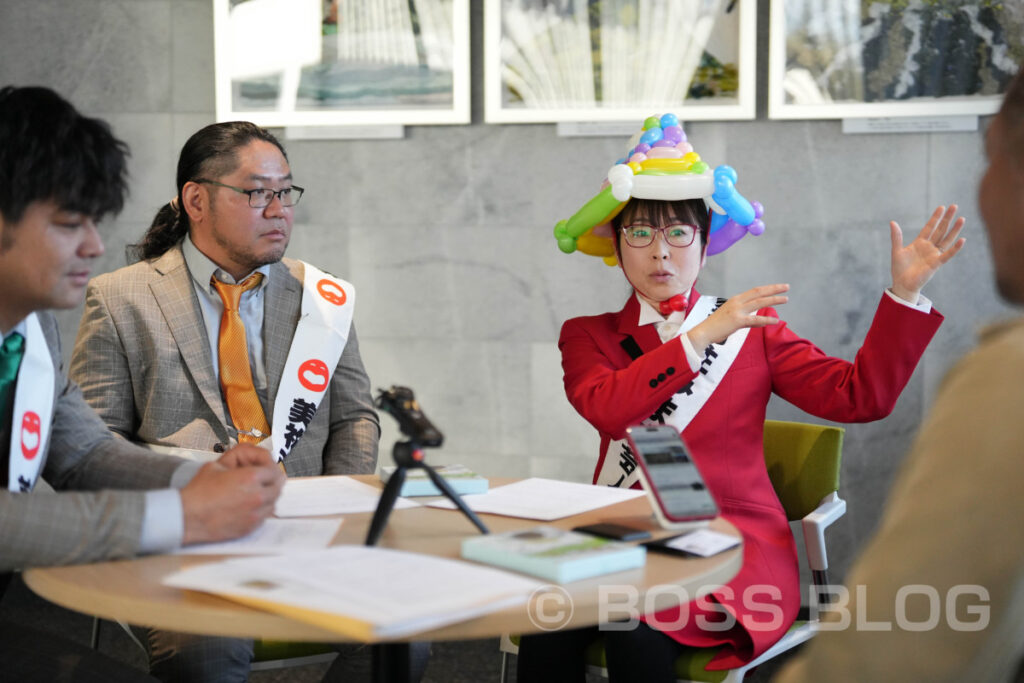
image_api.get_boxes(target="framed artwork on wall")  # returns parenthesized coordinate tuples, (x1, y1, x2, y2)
(483, 0, 757, 123)
(768, 0, 1024, 119)
(213, 0, 470, 127)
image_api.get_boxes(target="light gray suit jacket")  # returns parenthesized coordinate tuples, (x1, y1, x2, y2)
(0, 313, 184, 571)
(69, 245, 379, 477)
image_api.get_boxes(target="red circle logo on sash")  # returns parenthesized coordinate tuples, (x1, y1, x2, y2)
(317, 279, 347, 306)
(20, 412, 41, 460)
(298, 359, 329, 392)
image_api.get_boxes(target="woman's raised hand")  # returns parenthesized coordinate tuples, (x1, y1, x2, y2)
(687, 284, 789, 351)
(890, 205, 966, 304)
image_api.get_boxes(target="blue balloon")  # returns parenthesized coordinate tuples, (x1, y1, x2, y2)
(659, 113, 680, 128)
(712, 165, 754, 227)
(639, 127, 664, 146)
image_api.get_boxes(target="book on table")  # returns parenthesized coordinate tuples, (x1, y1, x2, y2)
(380, 463, 489, 497)
(461, 526, 646, 583)
(163, 546, 542, 640)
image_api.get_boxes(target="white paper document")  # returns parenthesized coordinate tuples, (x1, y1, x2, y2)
(274, 475, 419, 517)
(175, 518, 342, 555)
(163, 546, 543, 639)
(427, 477, 646, 521)
(663, 529, 740, 557)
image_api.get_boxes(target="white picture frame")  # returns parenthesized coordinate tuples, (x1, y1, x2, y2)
(213, 0, 471, 127)
(484, 0, 757, 124)
(768, 0, 1023, 120)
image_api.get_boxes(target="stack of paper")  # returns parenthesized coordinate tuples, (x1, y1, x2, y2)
(427, 477, 646, 520)
(174, 518, 342, 555)
(274, 475, 419, 517)
(163, 546, 543, 640)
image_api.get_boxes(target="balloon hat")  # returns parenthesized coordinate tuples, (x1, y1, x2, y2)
(553, 113, 765, 265)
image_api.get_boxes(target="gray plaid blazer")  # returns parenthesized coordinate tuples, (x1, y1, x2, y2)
(69, 244, 379, 477)
(0, 313, 184, 571)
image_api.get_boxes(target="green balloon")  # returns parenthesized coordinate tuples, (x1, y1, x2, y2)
(564, 185, 622, 239)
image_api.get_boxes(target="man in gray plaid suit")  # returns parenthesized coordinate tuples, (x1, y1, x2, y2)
(0, 87, 285, 682)
(69, 122, 398, 682)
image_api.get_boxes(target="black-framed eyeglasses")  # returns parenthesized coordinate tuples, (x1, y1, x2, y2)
(194, 179, 304, 208)
(620, 222, 698, 248)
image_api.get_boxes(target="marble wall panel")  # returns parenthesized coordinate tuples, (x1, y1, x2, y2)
(528, 342, 602, 462)
(722, 121, 931, 233)
(357, 338, 531, 473)
(286, 222, 353, 287)
(101, 113, 177, 224)
(348, 221, 536, 341)
(0, 0, 172, 114)
(172, 0, 215, 112)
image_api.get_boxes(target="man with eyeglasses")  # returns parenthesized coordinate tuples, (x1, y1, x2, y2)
(0, 89, 285, 681)
(68, 121, 400, 682)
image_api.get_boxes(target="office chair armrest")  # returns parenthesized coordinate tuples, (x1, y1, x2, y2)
(801, 492, 846, 572)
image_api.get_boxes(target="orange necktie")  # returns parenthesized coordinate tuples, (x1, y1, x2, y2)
(212, 274, 270, 445)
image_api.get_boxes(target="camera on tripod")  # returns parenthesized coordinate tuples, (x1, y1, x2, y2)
(375, 386, 443, 448)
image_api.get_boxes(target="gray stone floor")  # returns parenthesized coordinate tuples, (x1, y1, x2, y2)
(2, 574, 795, 682)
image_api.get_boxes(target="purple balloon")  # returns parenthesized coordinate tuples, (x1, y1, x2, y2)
(634, 142, 651, 155)
(652, 139, 675, 148)
(663, 125, 683, 143)
(706, 218, 765, 255)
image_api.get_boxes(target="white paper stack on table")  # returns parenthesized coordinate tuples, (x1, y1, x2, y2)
(163, 546, 543, 640)
(175, 518, 342, 555)
(427, 477, 645, 520)
(274, 475, 420, 517)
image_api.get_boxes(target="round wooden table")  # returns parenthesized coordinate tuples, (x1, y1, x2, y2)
(24, 476, 742, 643)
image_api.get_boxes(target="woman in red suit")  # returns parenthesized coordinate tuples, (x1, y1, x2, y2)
(517, 119, 965, 683)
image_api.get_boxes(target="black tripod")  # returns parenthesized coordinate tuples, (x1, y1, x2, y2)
(364, 387, 489, 683)
(364, 438, 489, 546)
(365, 385, 489, 546)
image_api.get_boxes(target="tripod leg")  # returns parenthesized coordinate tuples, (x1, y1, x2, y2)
(365, 469, 407, 546)
(422, 465, 489, 534)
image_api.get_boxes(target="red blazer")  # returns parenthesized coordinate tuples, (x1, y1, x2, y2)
(559, 289, 943, 668)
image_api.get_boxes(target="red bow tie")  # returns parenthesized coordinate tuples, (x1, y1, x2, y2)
(659, 294, 687, 315)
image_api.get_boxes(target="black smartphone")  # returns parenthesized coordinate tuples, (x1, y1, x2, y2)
(625, 425, 718, 529)
(572, 522, 652, 542)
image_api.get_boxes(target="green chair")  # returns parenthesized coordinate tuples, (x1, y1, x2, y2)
(499, 419, 846, 683)
(90, 618, 337, 671)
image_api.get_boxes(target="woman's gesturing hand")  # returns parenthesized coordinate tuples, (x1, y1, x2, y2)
(890, 205, 966, 304)
(687, 284, 790, 351)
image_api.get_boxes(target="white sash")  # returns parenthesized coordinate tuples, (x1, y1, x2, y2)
(595, 296, 749, 488)
(268, 262, 355, 463)
(7, 314, 55, 492)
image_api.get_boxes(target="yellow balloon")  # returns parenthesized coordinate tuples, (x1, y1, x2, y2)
(576, 230, 615, 258)
(639, 158, 689, 172)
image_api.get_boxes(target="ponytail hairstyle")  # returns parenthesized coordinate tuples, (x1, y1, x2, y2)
(129, 121, 287, 262)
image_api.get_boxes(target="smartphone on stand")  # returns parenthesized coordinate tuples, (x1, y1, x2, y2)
(625, 425, 718, 530)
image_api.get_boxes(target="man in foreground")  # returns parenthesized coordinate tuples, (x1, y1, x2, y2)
(0, 85, 284, 681)
(776, 65, 1024, 683)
